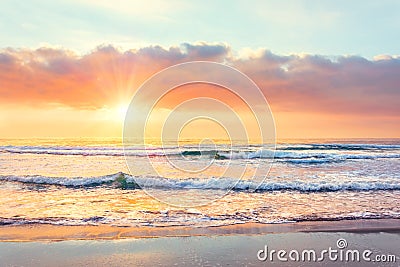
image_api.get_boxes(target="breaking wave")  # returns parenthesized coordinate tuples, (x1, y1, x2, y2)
(1, 144, 399, 165)
(1, 173, 399, 192)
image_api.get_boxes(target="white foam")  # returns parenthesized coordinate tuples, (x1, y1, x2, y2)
(1, 173, 399, 192)
(1, 144, 399, 165)
(0, 173, 125, 186)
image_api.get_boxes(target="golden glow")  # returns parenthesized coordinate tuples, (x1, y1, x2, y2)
(111, 103, 130, 122)
(1, 104, 399, 140)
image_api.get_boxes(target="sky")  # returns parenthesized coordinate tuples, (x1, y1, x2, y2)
(0, 0, 399, 139)
(1, 0, 400, 58)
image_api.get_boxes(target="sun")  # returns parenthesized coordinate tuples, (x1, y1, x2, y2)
(112, 103, 129, 122)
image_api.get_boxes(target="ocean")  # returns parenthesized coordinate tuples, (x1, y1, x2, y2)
(0, 138, 399, 227)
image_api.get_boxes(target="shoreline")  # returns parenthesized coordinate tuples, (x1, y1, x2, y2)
(1, 218, 399, 242)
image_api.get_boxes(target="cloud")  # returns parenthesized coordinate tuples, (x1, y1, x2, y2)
(237, 51, 400, 116)
(180, 42, 230, 60)
(0, 43, 399, 117)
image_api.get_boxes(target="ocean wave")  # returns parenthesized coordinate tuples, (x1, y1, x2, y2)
(0, 217, 110, 226)
(218, 150, 400, 161)
(1, 173, 399, 192)
(0, 173, 132, 188)
(0, 146, 170, 157)
(284, 159, 336, 164)
(1, 145, 399, 165)
(0, 145, 226, 157)
(1, 212, 399, 227)
(278, 143, 400, 151)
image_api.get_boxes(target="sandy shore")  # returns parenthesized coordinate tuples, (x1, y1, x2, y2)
(1, 219, 399, 266)
(0, 219, 399, 242)
(0, 220, 399, 266)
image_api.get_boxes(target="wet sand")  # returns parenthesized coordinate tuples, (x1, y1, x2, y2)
(0, 219, 399, 242)
(0, 219, 399, 266)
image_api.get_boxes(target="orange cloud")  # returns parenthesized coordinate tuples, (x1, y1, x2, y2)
(0, 43, 399, 138)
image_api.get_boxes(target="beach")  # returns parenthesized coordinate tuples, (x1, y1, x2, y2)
(1, 219, 400, 241)
(0, 219, 399, 266)
(1, 138, 399, 266)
